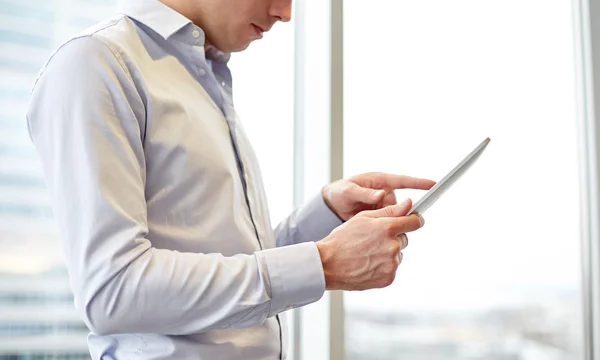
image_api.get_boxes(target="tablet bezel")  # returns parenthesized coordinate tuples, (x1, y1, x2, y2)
(407, 137, 491, 216)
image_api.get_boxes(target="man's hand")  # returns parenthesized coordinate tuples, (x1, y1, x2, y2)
(322, 172, 436, 221)
(315, 199, 423, 291)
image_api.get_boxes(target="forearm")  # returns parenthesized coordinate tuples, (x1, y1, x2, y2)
(79, 240, 324, 336)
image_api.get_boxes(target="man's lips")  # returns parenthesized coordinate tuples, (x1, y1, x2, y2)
(252, 23, 268, 38)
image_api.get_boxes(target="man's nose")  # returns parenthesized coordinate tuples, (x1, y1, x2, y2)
(269, 0, 292, 22)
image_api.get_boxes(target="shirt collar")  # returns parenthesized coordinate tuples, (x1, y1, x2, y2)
(117, 0, 192, 40)
(117, 0, 231, 63)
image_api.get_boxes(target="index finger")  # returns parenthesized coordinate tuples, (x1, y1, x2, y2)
(378, 174, 436, 191)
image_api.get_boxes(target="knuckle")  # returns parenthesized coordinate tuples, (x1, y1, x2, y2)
(383, 206, 395, 217)
(340, 184, 353, 197)
(375, 268, 396, 288)
(375, 278, 389, 289)
(412, 215, 424, 229)
(402, 216, 421, 233)
(384, 222, 397, 236)
(389, 240, 401, 254)
(383, 260, 397, 276)
(384, 273, 396, 287)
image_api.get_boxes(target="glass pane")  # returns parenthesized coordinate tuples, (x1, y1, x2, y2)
(229, 20, 295, 229)
(343, 1, 583, 359)
(0, 1, 117, 358)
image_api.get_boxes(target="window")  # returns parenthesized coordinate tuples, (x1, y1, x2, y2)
(343, 1, 583, 359)
(0, 0, 116, 357)
(229, 20, 295, 231)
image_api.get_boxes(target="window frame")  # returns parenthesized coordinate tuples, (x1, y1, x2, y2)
(292, 0, 345, 359)
(573, 0, 600, 359)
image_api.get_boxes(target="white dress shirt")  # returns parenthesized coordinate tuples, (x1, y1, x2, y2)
(26, 0, 343, 358)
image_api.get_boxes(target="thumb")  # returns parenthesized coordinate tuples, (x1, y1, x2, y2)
(349, 183, 386, 204)
(361, 198, 412, 218)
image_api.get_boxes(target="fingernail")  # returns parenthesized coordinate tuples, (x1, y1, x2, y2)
(398, 198, 410, 207)
(373, 190, 385, 198)
(417, 214, 425, 227)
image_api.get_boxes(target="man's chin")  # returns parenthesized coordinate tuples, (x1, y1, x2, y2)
(213, 36, 256, 53)
(230, 40, 254, 53)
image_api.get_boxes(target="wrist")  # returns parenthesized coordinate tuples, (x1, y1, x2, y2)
(316, 239, 338, 291)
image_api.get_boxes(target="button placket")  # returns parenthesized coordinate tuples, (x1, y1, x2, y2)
(189, 28, 208, 78)
(191, 45, 207, 77)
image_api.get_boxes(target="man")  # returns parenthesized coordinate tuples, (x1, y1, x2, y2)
(26, 0, 434, 358)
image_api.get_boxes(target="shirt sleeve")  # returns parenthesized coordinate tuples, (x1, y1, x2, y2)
(274, 192, 344, 247)
(26, 35, 325, 337)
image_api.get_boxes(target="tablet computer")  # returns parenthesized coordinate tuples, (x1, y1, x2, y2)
(407, 137, 491, 216)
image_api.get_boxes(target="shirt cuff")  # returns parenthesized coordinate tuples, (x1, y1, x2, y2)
(255, 242, 326, 317)
(294, 193, 344, 243)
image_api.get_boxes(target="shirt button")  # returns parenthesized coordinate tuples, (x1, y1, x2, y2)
(198, 68, 207, 76)
(192, 30, 200, 38)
